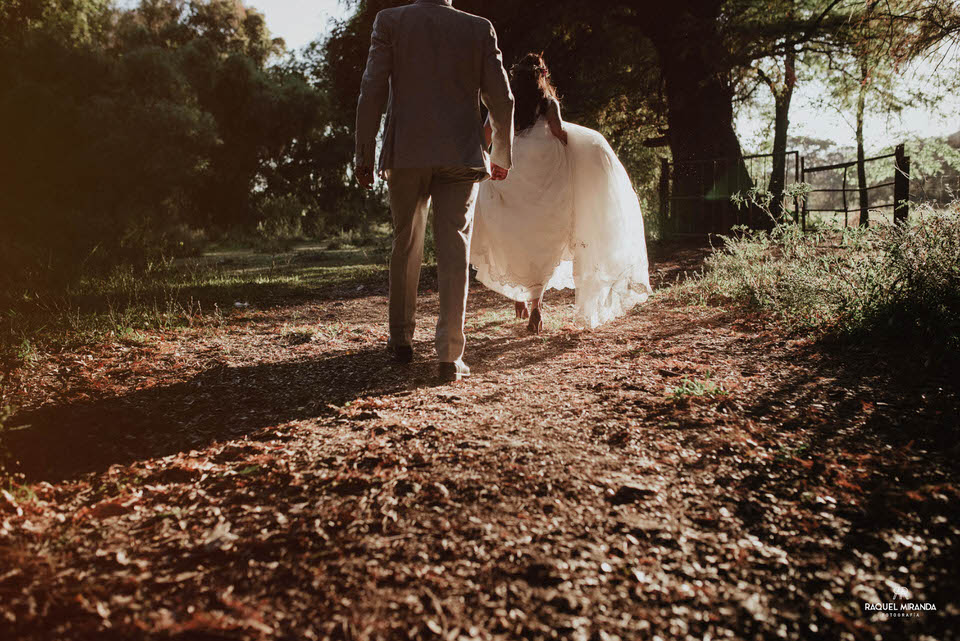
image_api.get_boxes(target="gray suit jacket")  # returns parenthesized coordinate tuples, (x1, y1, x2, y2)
(355, 0, 514, 176)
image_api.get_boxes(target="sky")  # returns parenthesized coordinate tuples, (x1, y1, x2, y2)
(115, 0, 349, 49)
(245, 0, 348, 49)
(737, 61, 960, 154)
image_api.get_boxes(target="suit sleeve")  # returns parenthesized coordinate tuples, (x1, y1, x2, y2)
(355, 11, 393, 169)
(479, 20, 514, 169)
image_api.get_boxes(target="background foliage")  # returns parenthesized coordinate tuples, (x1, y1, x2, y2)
(2, 0, 959, 297)
(0, 0, 379, 297)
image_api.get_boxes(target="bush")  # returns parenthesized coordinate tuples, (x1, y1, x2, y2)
(861, 206, 960, 344)
(675, 202, 960, 349)
(325, 225, 392, 251)
(252, 194, 308, 253)
(163, 224, 209, 259)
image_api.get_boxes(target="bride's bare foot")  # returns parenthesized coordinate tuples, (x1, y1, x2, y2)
(515, 301, 529, 319)
(527, 307, 543, 334)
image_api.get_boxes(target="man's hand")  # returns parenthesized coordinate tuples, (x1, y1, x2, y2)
(491, 163, 509, 181)
(357, 166, 375, 189)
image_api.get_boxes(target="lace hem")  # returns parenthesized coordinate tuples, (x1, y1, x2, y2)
(473, 243, 651, 328)
(471, 246, 574, 302)
(574, 265, 652, 329)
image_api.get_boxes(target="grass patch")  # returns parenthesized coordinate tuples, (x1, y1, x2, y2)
(774, 442, 811, 464)
(236, 465, 261, 477)
(671, 202, 960, 350)
(467, 308, 514, 338)
(0, 394, 23, 488)
(0, 240, 392, 367)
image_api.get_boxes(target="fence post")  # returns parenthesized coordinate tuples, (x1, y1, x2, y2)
(894, 143, 910, 224)
(659, 157, 670, 233)
(842, 166, 849, 229)
(799, 155, 806, 231)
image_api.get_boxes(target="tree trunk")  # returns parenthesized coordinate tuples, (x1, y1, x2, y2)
(856, 62, 869, 227)
(766, 49, 796, 226)
(645, 4, 752, 234)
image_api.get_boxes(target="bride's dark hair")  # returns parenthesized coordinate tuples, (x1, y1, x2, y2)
(510, 53, 560, 134)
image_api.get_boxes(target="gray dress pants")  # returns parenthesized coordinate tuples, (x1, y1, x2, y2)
(385, 166, 485, 363)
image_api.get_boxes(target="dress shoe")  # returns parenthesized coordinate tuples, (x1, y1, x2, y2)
(388, 342, 414, 364)
(438, 360, 470, 382)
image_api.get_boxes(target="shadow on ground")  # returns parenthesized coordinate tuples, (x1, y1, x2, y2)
(6, 327, 578, 482)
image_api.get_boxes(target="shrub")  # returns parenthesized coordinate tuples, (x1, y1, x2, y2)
(325, 225, 392, 252)
(252, 194, 308, 253)
(163, 224, 208, 259)
(859, 205, 960, 344)
(675, 202, 960, 350)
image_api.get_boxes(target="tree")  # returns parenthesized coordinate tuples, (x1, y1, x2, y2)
(809, 0, 954, 226)
(329, 0, 891, 233)
(0, 0, 336, 291)
(736, 0, 834, 223)
(0, 0, 114, 46)
(753, 45, 798, 222)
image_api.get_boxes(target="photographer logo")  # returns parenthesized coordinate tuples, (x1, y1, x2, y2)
(863, 584, 936, 619)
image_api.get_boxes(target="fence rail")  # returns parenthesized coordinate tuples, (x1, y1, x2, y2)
(800, 144, 909, 229)
(658, 144, 910, 234)
(801, 151, 896, 173)
(659, 150, 802, 233)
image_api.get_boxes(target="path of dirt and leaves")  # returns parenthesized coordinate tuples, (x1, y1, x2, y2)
(1, 243, 958, 640)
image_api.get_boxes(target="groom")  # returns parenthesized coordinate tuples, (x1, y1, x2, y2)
(355, 0, 514, 382)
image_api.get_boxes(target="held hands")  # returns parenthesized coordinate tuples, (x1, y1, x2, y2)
(361, 165, 508, 184)
(357, 166, 375, 189)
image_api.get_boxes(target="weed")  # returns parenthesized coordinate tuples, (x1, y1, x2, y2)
(280, 322, 316, 346)
(774, 442, 811, 463)
(668, 372, 728, 401)
(17, 338, 36, 364)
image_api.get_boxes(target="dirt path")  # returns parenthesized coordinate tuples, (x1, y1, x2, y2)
(1, 243, 957, 640)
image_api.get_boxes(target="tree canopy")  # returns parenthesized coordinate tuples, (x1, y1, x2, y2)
(0, 0, 354, 291)
(2, 0, 958, 292)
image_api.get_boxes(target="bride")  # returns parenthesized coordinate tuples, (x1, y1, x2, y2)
(470, 53, 652, 333)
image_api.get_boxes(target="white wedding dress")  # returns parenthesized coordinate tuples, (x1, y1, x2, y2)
(470, 116, 652, 328)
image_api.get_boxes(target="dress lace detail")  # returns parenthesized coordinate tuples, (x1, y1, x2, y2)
(470, 118, 652, 328)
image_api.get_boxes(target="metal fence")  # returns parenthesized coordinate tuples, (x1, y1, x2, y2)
(659, 151, 801, 234)
(658, 145, 910, 234)
(800, 143, 910, 230)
